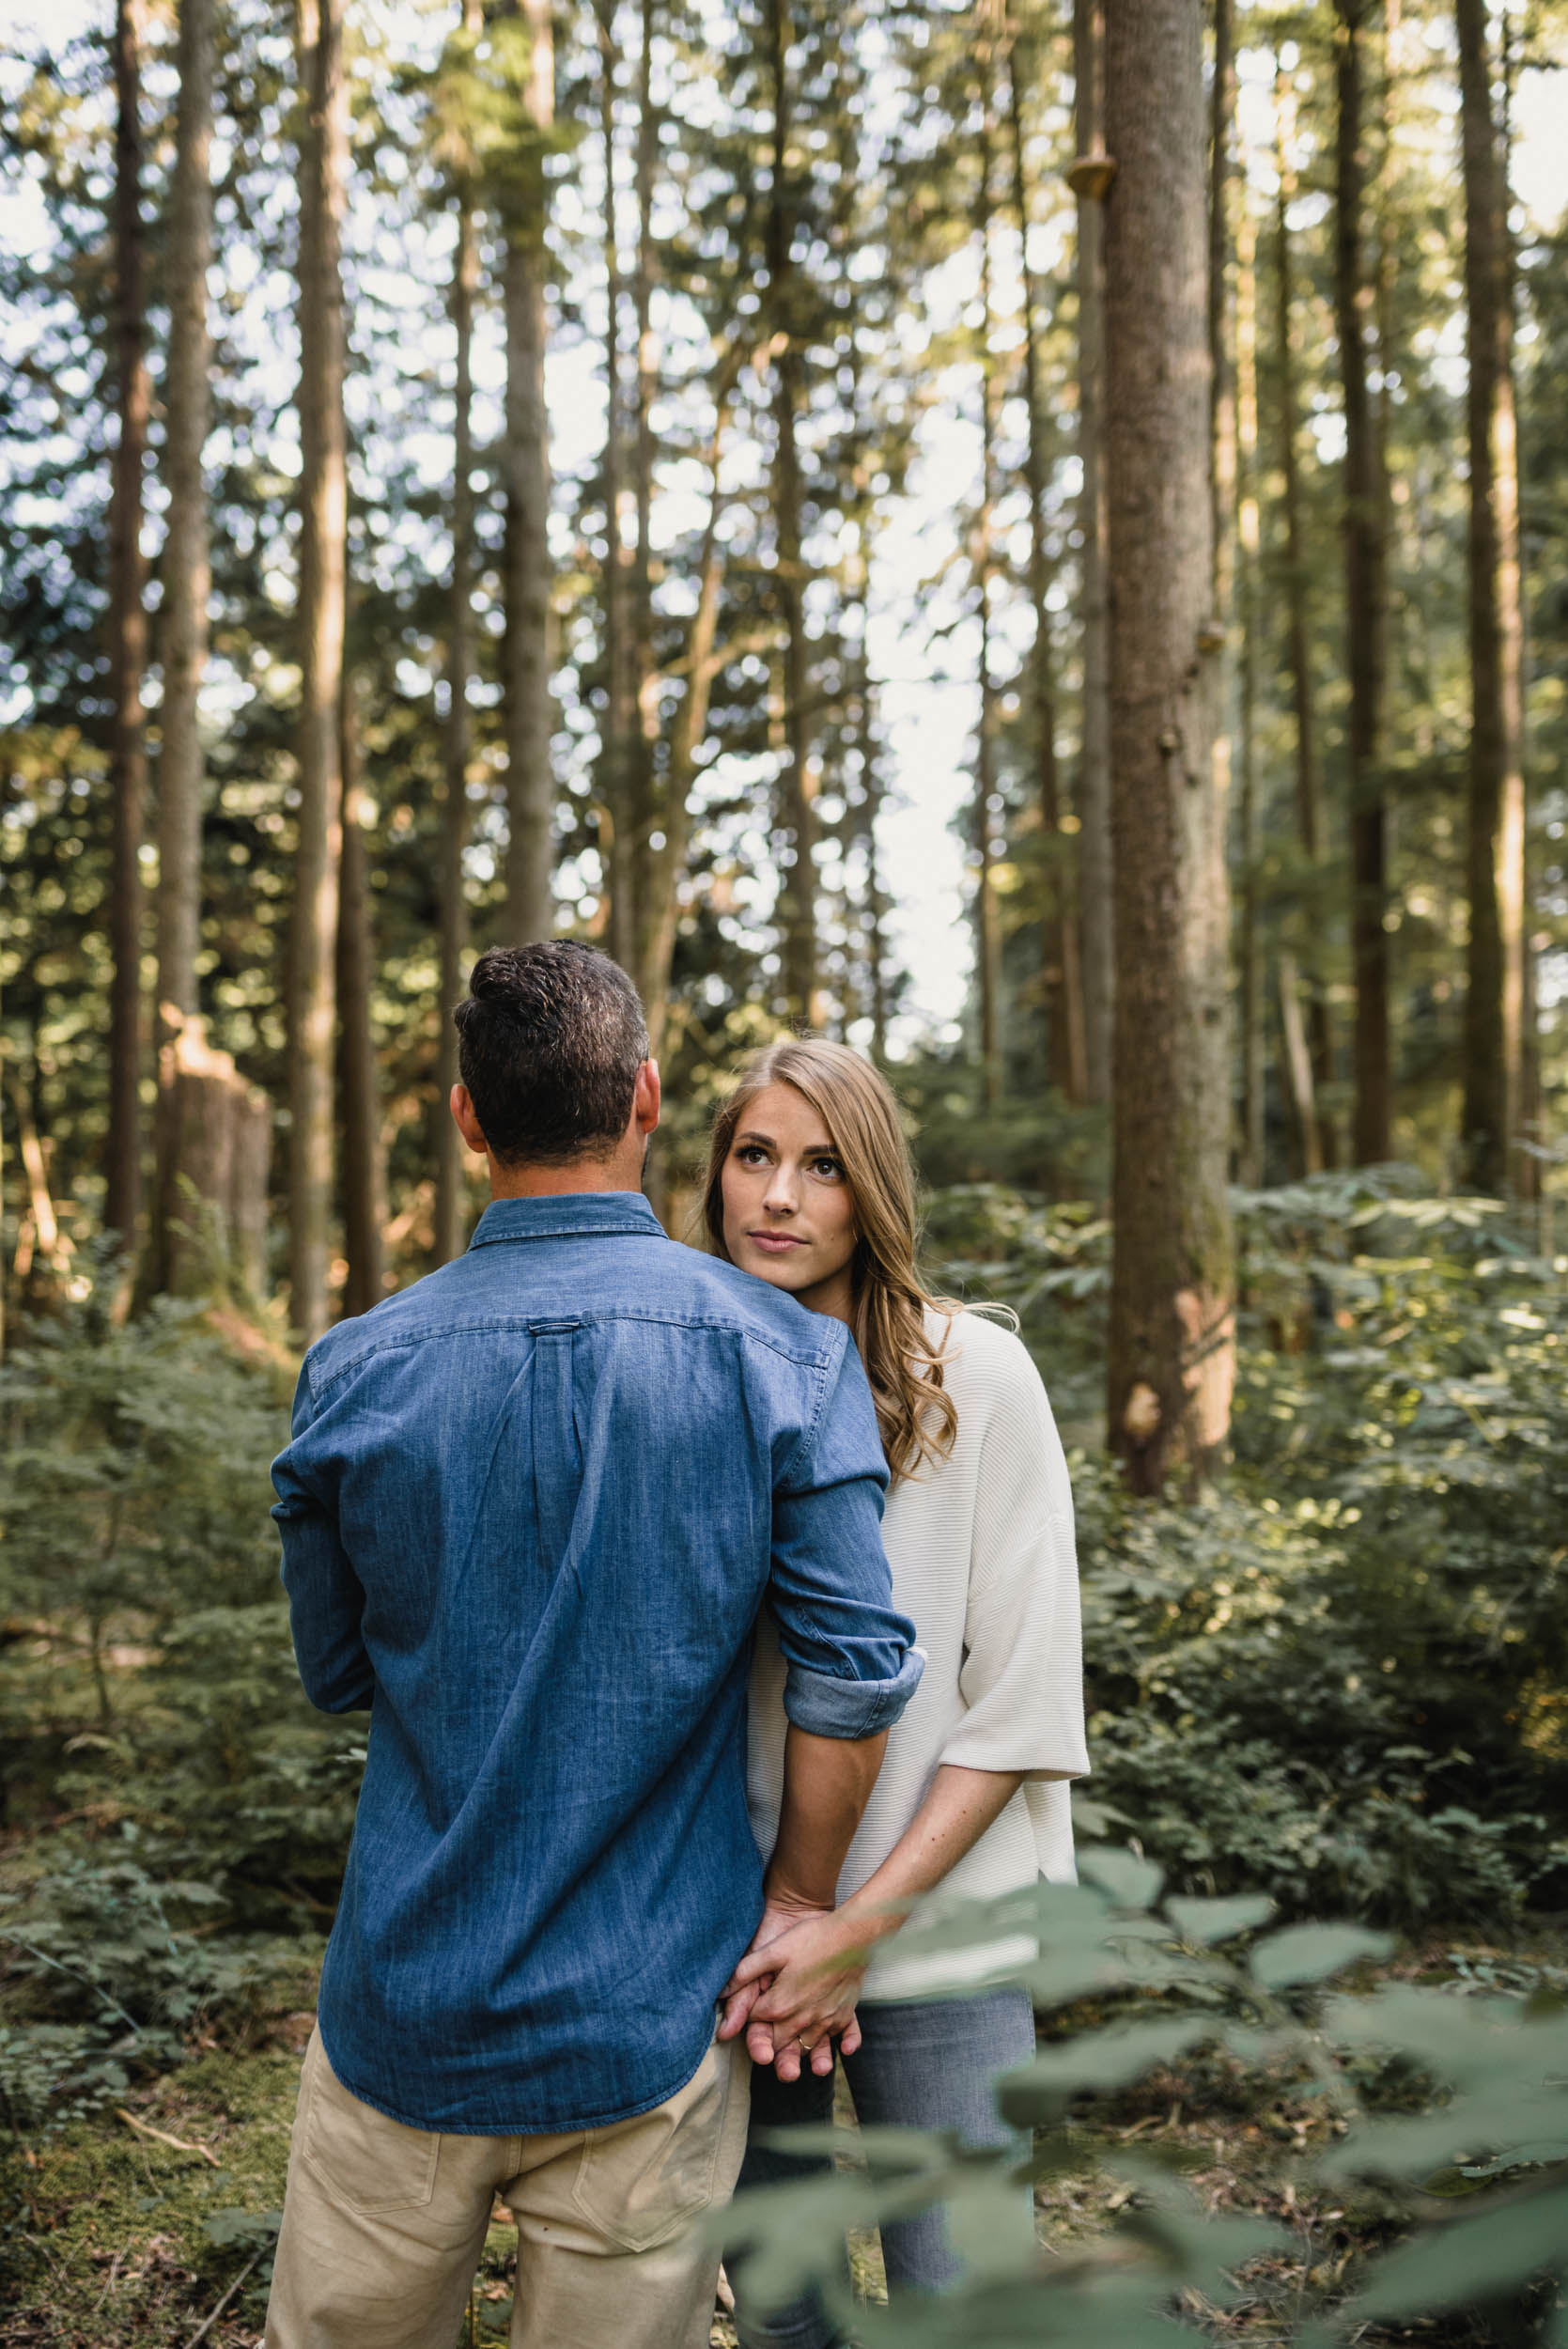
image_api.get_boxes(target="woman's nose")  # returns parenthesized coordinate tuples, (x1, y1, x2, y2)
(762, 1168, 799, 1214)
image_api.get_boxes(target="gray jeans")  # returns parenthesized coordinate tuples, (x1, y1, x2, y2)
(730, 1988, 1035, 2349)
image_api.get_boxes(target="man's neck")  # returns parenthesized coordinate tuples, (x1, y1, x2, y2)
(488, 1154, 644, 1202)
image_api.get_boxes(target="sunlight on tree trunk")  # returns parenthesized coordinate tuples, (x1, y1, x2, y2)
(1070, 0, 1113, 1111)
(1104, 0, 1234, 1497)
(288, 0, 348, 1344)
(105, 0, 150, 1260)
(152, 0, 215, 1298)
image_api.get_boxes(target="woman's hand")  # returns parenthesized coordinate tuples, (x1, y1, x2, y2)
(722, 1903, 876, 2080)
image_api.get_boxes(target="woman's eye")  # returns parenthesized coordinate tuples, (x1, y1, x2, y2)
(811, 1158, 844, 1181)
(736, 1144, 768, 1166)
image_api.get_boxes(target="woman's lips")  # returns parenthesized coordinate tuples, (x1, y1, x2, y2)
(748, 1231, 806, 1253)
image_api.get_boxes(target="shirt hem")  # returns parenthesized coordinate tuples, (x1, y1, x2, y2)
(315, 2010, 721, 2140)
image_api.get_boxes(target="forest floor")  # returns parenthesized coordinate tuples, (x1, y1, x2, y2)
(4, 1929, 1563, 2349)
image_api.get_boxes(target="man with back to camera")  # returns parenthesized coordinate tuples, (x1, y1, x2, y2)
(264, 941, 922, 2349)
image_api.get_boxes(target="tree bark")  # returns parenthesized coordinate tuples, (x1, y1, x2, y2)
(1008, 29, 1083, 1102)
(1070, 0, 1113, 1108)
(1236, 202, 1265, 1189)
(975, 91, 1001, 1112)
(105, 0, 150, 1254)
(152, 0, 215, 1293)
(594, 0, 634, 970)
(502, 0, 555, 947)
(634, 381, 734, 1059)
(630, 0, 660, 962)
(287, 0, 348, 1343)
(1335, 0, 1391, 1164)
(1457, 0, 1525, 1195)
(336, 674, 384, 1316)
(1275, 67, 1335, 1169)
(1104, 0, 1233, 1495)
(434, 0, 482, 1270)
(767, 0, 816, 1026)
(1208, 0, 1236, 632)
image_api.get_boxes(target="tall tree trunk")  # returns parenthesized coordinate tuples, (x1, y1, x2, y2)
(288, 0, 348, 1344)
(1104, 0, 1233, 1495)
(1070, 0, 1113, 1108)
(767, 0, 816, 1026)
(1275, 66, 1335, 1168)
(1236, 202, 1265, 1188)
(434, 0, 481, 1269)
(105, 0, 150, 1254)
(1008, 29, 1083, 1102)
(1208, 0, 1236, 634)
(630, 0, 660, 962)
(152, 0, 215, 1293)
(975, 92, 1001, 1113)
(1335, 0, 1391, 1164)
(337, 675, 384, 1315)
(594, 0, 634, 970)
(634, 382, 733, 1059)
(502, 0, 555, 946)
(1457, 0, 1525, 1195)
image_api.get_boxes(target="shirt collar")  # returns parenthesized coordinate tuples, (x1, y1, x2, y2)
(466, 1191, 668, 1250)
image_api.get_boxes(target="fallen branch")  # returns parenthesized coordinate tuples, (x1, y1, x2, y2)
(181, 2248, 263, 2348)
(115, 2108, 222, 2169)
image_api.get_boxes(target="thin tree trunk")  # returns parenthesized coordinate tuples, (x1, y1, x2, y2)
(635, 384, 733, 1059)
(105, 0, 150, 1255)
(1070, 0, 1113, 1108)
(768, 0, 816, 1026)
(337, 674, 384, 1316)
(975, 86, 1001, 1113)
(630, 0, 660, 958)
(287, 0, 348, 1343)
(502, 0, 555, 946)
(1457, 0, 1525, 1194)
(1278, 953, 1323, 1175)
(1236, 202, 1265, 1188)
(1104, 0, 1233, 1495)
(1275, 66, 1335, 1168)
(595, 0, 633, 969)
(434, 0, 481, 1270)
(1008, 30, 1082, 1102)
(1335, 0, 1391, 1164)
(1208, 0, 1236, 632)
(152, 0, 214, 1293)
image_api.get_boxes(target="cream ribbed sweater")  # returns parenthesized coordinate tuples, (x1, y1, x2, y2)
(746, 1307, 1090, 1999)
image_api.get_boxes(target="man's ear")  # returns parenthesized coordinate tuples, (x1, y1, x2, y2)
(633, 1058, 660, 1138)
(450, 1083, 489, 1158)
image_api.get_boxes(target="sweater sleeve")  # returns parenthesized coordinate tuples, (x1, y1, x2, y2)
(938, 1323, 1090, 1781)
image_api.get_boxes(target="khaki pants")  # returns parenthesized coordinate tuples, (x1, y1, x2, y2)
(265, 2027, 749, 2349)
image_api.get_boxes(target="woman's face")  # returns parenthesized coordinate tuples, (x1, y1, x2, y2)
(721, 1081, 858, 1321)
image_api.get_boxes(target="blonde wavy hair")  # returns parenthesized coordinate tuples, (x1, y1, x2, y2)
(701, 1038, 958, 1482)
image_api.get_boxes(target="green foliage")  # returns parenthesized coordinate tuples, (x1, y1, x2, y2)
(722, 1857, 1568, 2345)
(0, 1848, 262, 2132)
(927, 1173, 1568, 1930)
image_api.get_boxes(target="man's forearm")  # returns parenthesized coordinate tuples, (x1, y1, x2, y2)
(766, 1724, 888, 1908)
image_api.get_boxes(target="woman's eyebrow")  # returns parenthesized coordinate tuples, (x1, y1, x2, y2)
(735, 1128, 776, 1147)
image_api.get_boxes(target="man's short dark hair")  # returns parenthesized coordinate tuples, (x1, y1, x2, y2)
(453, 942, 650, 1166)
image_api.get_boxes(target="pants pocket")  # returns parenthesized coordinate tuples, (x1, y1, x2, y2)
(571, 2039, 737, 2254)
(300, 2031, 442, 2217)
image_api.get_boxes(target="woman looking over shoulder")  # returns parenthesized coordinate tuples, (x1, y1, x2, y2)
(706, 1038, 1089, 2343)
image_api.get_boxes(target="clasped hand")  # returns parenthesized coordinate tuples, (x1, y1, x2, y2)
(716, 1894, 873, 2081)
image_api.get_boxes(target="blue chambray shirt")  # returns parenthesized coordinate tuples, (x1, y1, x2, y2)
(272, 1190, 922, 2137)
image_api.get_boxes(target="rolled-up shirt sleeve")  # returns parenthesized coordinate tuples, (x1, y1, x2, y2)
(768, 1332, 924, 1740)
(939, 1331, 1089, 1780)
(272, 1365, 375, 1714)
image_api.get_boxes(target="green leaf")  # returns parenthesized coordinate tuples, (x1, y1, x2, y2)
(1164, 1894, 1275, 1947)
(998, 2017, 1211, 2122)
(1353, 2183, 1568, 2319)
(1250, 1922, 1391, 1989)
(1077, 1846, 1166, 1912)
